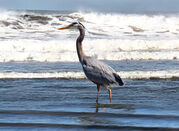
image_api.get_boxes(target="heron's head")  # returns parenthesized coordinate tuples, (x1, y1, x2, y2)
(58, 22, 85, 30)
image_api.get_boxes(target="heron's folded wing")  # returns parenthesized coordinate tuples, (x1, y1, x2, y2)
(82, 57, 116, 84)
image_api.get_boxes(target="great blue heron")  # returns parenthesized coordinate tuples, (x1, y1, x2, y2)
(58, 22, 124, 103)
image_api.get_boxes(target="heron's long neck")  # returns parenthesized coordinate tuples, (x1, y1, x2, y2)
(76, 26, 85, 63)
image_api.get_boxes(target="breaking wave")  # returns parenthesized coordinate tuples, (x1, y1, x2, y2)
(1, 10, 179, 39)
(0, 70, 179, 80)
(0, 39, 178, 62)
(0, 10, 179, 62)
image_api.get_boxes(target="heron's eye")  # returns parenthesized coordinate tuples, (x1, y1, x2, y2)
(71, 22, 78, 26)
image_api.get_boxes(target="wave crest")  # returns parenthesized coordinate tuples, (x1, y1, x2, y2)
(0, 10, 179, 39)
(0, 10, 179, 62)
(0, 39, 178, 62)
(0, 70, 179, 80)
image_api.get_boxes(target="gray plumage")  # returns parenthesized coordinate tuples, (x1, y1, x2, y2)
(58, 22, 124, 103)
(82, 56, 123, 86)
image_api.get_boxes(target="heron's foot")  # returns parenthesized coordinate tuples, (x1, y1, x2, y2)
(108, 88, 112, 103)
(103, 86, 112, 103)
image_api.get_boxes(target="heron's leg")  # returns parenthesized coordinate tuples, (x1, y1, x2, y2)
(104, 86, 112, 103)
(96, 84, 100, 103)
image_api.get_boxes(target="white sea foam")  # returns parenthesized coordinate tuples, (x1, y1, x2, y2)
(74, 12, 179, 38)
(0, 10, 179, 39)
(0, 70, 178, 80)
(0, 10, 179, 62)
(0, 39, 178, 62)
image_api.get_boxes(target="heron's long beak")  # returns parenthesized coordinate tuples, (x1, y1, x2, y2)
(58, 25, 71, 30)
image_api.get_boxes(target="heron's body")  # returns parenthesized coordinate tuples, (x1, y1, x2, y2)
(82, 56, 123, 86)
(58, 22, 124, 103)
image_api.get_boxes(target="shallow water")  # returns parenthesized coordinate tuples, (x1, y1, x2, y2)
(0, 79, 179, 130)
(0, 62, 179, 130)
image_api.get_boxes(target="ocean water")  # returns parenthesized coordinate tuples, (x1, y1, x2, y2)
(0, 9, 179, 130)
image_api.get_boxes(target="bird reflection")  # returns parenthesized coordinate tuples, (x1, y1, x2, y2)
(95, 103, 134, 113)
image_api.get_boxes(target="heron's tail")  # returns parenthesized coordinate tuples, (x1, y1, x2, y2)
(114, 73, 124, 86)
